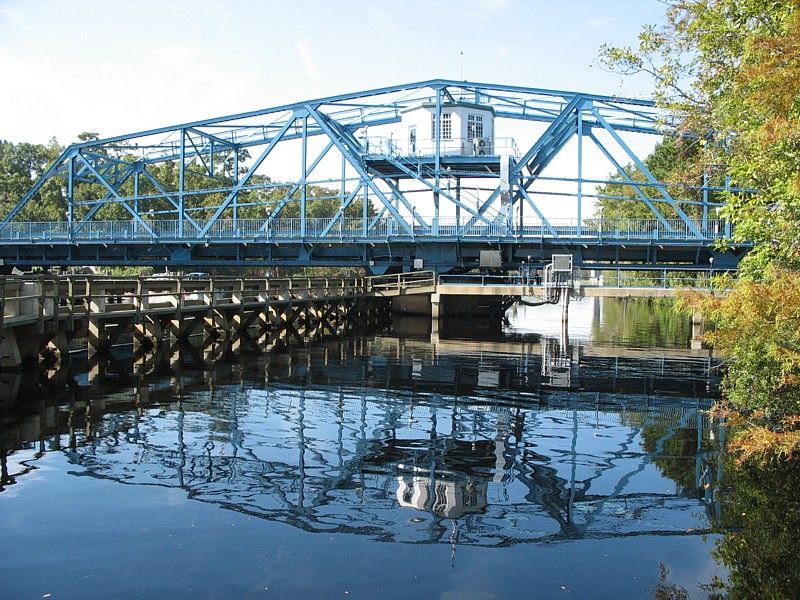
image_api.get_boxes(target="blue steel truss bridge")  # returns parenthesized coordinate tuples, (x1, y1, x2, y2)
(1, 79, 750, 272)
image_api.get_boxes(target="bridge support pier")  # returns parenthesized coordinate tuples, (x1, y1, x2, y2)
(0, 329, 27, 369)
(134, 318, 162, 352)
(204, 309, 230, 342)
(43, 331, 70, 366)
(430, 293, 442, 334)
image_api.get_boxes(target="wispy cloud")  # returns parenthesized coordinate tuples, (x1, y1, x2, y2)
(586, 16, 614, 28)
(296, 39, 319, 81)
(478, 0, 513, 10)
(496, 44, 510, 56)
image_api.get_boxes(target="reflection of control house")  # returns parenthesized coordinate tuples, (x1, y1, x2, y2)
(398, 101, 495, 156)
(396, 475, 488, 519)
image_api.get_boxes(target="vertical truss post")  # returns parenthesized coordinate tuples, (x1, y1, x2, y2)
(455, 177, 461, 229)
(133, 167, 140, 236)
(434, 87, 442, 236)
(340, 154, 346, 209)
(179, 129, 186, 238)
(301, 115, 308, 238)
(67, 156, 75, 241)
(702, 171, 709, 231)
(210, 139, 215, 180)
(517, 171, 523, 233)
(233, 147, 239, 227)
(362, 184, 368, 237)
(577, 107, 583, 237)
(133, 168, 140, 215)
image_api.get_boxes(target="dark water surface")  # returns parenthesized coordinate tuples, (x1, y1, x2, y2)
(1, 298, 731, 598)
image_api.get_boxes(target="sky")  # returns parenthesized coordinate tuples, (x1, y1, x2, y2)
(0, 0, 669, 221)
(0, 0, 665, 145)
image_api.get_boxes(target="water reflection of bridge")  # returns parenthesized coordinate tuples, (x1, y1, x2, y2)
(2, 331, 723, 547)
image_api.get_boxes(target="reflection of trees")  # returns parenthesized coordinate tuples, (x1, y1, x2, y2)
(710, 461, 800, 598)
(591, 299, 690, 348)
(640, 422, 721, 496)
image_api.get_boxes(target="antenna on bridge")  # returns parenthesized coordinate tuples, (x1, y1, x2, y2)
(459, 50, 464, 81)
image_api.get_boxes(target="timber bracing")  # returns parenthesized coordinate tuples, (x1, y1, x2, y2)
(0, 272, 435, 368)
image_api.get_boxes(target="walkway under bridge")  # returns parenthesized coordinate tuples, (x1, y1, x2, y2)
(0, 79, 750, 272)
(0, 269, 711, 368)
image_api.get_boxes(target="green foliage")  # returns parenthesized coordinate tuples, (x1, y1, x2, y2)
(600, 0, 800, 278)
(0, 138, 65, 221)
(590, 298, 691, 348)
(680, 271, 800, 417)
(594, 136, 709, 221)
(710, 459, 800, 598)
(602, 1, 800, 438)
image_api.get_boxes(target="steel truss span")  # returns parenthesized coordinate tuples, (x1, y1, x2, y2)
(1, 79, 750, 271)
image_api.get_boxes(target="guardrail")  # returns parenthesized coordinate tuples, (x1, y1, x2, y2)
(0, 271, 438, 327)
(438, 272, 717, 290)
(0, 218, 732, 243)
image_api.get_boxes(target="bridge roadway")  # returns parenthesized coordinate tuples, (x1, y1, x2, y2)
(0, 217, 746, 272)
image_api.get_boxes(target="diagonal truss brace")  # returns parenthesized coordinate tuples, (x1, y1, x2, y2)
(198, 114, 298, 237)
(305, 105, 414, 236)
(377, 155, 492, 226)
(258, 139, 336, 233)
(460, 95, 584, 236)
(139, 166, 202, 232)
(586, 131, 672, 230)
(589, 106, 702, 238)
(2, 147, 72, 223)
(76, 154, 155, 236)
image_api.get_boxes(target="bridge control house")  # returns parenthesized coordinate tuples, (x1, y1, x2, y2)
(392, 101, 496, 157)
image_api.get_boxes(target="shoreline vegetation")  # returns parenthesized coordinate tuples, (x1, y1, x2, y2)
(599, 0, 800, 466)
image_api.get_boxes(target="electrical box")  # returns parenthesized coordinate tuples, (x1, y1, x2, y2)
(479, 250, 502, 268)
(551, 254, 573, 272)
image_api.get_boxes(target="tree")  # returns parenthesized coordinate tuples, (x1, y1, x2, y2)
(594, 135, 707, 221)
(601, 2, 800, 440)
(0, 138, 65, 221)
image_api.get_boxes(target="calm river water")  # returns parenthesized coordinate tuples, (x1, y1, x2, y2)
(0, 298, 751, 598)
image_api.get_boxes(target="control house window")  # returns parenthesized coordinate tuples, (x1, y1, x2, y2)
(431, 113, 452, 140)
(467, 114, 484, 140)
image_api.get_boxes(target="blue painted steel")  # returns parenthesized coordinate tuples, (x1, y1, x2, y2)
(0, 79, 752, 270)
(588, 105, 702, 238)
(0, 217, 731, 243)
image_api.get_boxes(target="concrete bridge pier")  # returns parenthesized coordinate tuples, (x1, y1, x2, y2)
(0, 327, 42, 369)
(88, 318, 128, 358)
(133, 317, 162, 353)
(204, 309, 231, 342)
(43, 331, 70, 367)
